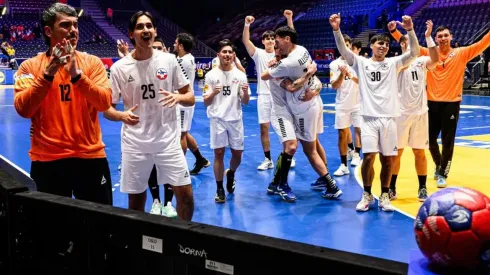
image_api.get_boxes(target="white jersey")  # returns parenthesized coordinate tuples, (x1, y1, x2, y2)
(203, 67, 248, 121)
(110, 50, 190, 153)
(177, 53, 196, 110)
(268, 45, 312, 80)
(251, 48, 275, 95)
(284, 76, 322, 115)
(397, 56, 429, 115)
(212, 56, 242, 69)
(329, 58, 360, 112)
(269, 77, 288, 109)
(352, 55, 405, 117)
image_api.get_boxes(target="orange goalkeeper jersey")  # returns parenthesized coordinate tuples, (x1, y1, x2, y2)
(14, 51, 112, 162)
(392, 30, 490, 102)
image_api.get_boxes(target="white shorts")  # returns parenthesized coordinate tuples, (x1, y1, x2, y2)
(295, 99, 322, 142)
(316, 96, 324, 135)
(210, 118, 244, 150)
(360, 116, 398, 156)
(396, 112, 429, 149)
(257, 94, 273, 124)
(271, 107, 297, 144)
(179, 106, 195, 132)
(335, 109, 361, 129)
(120, 147, 191, 194)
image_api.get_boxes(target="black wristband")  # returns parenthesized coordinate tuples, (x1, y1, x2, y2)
(70, 73, 82, 84)
(43, 73, 54, 82)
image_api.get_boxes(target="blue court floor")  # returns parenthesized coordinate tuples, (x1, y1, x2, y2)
(2, 82, 490, 265)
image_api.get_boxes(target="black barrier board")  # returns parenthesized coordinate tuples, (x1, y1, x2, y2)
(5, 190, 408, 275)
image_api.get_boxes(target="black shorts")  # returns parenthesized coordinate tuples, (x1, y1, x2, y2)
(30, 157, 113, 206)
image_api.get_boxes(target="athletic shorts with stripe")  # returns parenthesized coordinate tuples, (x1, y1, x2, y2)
(271, 107, 296, 144)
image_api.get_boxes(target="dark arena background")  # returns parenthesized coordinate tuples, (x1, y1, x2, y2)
(0, 0, 489, 274)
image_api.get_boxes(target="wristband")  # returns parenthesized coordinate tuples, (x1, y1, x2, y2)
(70, 73, 82, 84)
(43, 73, 54, 82)
(244, 23, 250, 27)
(426, 35, 436, 48)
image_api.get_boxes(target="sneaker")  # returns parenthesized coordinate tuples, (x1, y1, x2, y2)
(278, 183, 296, 202)
(291, 158, 296, 168)
(388, 189, 397, 200)
(257, 158, 274, 170)
(150, 201, 162, 215)
(267, 182, 280, 195)
(347, 149, 354, 161)
(321, 178, 342, 199)
(161, 202, 178, 218)
(351, 152, 361, 166)
(118, 163, 122, 171)
(189, 158, 211, 175)
(433, 165, 440, 180)
(356, 192, 375, 211)
(333, 164, 350, 176)
(310, 177, 326, 190)
(379, 192, 395, 212)
(225, 169, 236, 194)
(215, 188, 225, 203)
(437, 175, 447, 188)
(418, 188, 428, 201)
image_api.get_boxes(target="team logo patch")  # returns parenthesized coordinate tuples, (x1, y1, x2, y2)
(156, 68, 168, 80)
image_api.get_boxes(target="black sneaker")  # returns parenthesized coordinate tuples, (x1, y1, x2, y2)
(189, 158, 211, 175)
(215, 188, 225, 203)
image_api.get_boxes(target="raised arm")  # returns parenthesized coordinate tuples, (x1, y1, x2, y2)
(330, 13, 356, 66)
(424, 20, 439, 70)
(398, 16, 420, 67)
(242, 16, 257, 57)
(284, 10, 294, 29)
(461, 29, 490, 62)
(389, 20, 429, 57)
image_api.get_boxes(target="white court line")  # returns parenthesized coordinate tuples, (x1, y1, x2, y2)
(461, 125, 490, 130)
(0, 105, 14, 107)
(354, 160, 416, 219)
(0, 154, 31, 178)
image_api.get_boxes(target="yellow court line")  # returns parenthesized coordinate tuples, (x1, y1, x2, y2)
(354, 146, 490, 218)
(457, 134, 490, 142)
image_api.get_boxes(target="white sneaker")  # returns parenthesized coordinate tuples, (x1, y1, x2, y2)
(351, 152, 361, 166)
(347, 149, 354, 161)
(150, 200, 162, 215)
(378, 192, 395, 212)
(257, 158, 274, 170)
(356, 192, 375, 211)
(291, 158, 296, 168)
(162, 202, 178, 218)
(333, 164, 350, 176)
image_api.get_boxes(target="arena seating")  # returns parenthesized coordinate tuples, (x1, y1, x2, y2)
(195, 2, 315, 54)
(413, 0, 490, 47)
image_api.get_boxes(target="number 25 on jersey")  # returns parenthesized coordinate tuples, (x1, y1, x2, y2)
(142, 84, 155, 99)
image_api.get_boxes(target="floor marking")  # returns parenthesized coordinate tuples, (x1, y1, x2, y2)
(354, 161, 416, 219)
(462, 125, 490, 130)
(0, 154, 31, 178)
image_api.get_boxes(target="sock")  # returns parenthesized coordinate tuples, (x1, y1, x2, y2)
(148, 166, 160, 202)
(227, 169, 235, 180)
(348, 142, 354, 150)
(280, 152, 293, 184)
(272, 154, 282, 185)
(341, 155, 347, 166)
(264, 151, 271, 161)
(163, 184, 173, 205)
(192, 148, 204, 161)
(418, 175, 427, 190)
(381, 187, 390, 194)
(355, 147, 361, 153)
(322, 173, 335, 186)
(390, 175, 398, 191)
(216, 180, 224, 190)
(364, 185, 372, 194)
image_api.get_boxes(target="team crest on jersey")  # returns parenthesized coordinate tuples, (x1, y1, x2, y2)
(156, 68, 168, 80)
